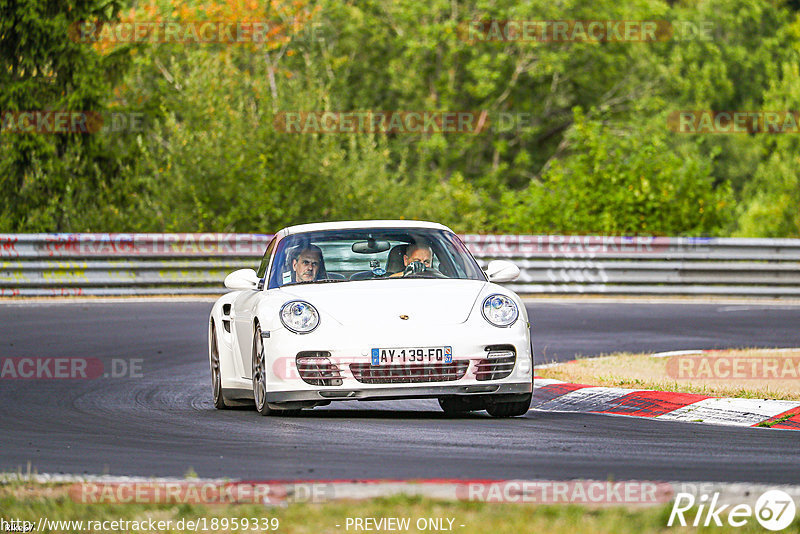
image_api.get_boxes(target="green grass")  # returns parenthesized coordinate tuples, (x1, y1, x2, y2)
(2, 483, 797, 533)
(756, 412, 797, 428)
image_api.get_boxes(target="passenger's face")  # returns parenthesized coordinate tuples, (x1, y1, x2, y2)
(293, 251, 321, 281)
(404, 248, 432, 268)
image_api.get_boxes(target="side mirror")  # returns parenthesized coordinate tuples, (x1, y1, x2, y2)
(224, 268, 260, 290)
(485, 260, 520, 283)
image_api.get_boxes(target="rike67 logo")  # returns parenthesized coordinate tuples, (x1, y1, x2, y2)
(669, 490, 796, 531)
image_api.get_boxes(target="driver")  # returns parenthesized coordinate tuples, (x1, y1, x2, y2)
(292, 245, 324, 282)
(391, 242, 433, 277)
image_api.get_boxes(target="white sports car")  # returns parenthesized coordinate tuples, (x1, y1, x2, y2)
(208, 220, 533, 417)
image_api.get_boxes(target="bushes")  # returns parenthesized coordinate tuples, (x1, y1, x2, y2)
(499, 110, 733, 236)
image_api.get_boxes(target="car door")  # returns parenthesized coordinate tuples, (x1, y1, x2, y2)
(232, 236, 276, 378)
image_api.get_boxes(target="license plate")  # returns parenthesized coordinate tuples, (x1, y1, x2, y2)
(371, 346, 452, 365)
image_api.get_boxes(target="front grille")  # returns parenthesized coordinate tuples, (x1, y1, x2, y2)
(350, 362, 469, 384)
(296, 351, 343, 386)
(475, 346, 516, 381)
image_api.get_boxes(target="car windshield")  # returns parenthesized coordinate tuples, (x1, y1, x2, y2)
(266, 228, 485, 289)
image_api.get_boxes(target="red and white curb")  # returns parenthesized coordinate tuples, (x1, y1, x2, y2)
(532, 377, 800, 430)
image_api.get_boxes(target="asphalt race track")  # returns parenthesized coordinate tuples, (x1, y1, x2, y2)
(1, 300, 800, 483)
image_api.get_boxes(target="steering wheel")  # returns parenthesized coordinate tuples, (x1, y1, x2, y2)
(402, 261, 448, 279)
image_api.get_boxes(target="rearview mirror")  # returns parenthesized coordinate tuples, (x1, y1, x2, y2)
(224, 268, 260, 290)
(485, 260, 520, 283)
(352, 239, 391, 254)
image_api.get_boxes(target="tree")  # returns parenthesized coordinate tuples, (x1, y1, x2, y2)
(0, 0, 134, 231)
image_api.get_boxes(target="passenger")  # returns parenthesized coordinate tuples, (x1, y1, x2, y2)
(292, 245, 325, 282)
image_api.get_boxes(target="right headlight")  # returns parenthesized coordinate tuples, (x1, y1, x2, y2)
(481, 294, 519, 327)
(280, 300, 320, 334)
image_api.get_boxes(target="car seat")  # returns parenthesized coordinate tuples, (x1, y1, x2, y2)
(385, 244, 408, 274)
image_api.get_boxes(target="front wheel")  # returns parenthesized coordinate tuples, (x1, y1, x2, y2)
(210, 322, 229, 410)
(252, 324, 274, 416)
(486, 394, 532, 418)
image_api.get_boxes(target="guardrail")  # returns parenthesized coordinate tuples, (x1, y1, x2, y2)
(1, 233, 799, 297)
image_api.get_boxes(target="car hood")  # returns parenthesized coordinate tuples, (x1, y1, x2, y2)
(277, 279, 487, 326)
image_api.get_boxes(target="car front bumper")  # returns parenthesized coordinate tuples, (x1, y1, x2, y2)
(264, 381, 532, 403)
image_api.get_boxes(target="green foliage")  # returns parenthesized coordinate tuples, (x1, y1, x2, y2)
(736, 62, 800, 237)
(0, 0, 136, 231)
(1, 0, 799, 236)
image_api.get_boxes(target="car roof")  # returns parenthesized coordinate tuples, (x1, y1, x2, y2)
(280, 220, 454, 236)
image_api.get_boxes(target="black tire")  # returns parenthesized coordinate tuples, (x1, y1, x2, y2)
(210, 322, 229, 410)
(438, 396, 488, 415)
(486, 394, 532, 418)
(252, 324, 275, 416)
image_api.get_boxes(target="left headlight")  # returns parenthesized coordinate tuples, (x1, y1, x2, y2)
(280, 301, 320, 334)
(481, 294, 519, 327)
